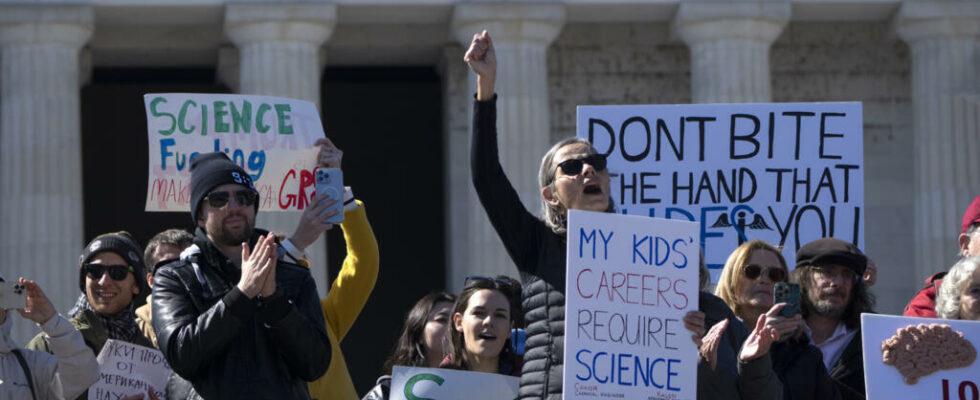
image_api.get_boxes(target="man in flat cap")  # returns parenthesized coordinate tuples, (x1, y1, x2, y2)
(792, 238, 875, 400)
(152, 153, 331, 399)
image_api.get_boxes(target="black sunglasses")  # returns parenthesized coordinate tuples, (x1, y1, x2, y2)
(204, 189, 258, 209)
(83, 264, 133, 281)
(743, 264, 786, 282)
(555, 154, 607, 176)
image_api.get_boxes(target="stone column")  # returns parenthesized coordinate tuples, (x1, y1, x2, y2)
(450, 3, 565, 289)
(225, 3, 336, 297)
(0, 5, 93, 342)
(896, 1, 980, 282)
(671, 2, 790, 103)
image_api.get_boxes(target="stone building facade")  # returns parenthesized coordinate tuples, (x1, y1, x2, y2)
(0, 0, 977, 389)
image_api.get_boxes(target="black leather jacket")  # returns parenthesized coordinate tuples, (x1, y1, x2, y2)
(152, 228, 331, 399)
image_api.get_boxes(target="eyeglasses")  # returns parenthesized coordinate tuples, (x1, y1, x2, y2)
(555, 154, 607, 176)
(204, 189, 258, 209)
(83, 264, 133, 281)
(811, 266, 859, 284)
(464, 275, 518, 290)
(743, 264, 787, 282)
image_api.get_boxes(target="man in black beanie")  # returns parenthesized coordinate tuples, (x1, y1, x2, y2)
(27, 230, 155, 400)
(792, 238, 875, 400)
(152, 152, 331, 399)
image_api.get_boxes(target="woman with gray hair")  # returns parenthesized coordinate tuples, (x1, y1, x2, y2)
(935, 256, 980, 320)
(465, 29, 771, 400)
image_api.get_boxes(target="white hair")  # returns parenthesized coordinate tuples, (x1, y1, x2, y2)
(935, 256, 980, 319)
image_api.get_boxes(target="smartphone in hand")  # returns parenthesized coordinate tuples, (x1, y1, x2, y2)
(774, 282, 801, 318)
(314, 167, 344, 224)
(0, 281, 27, 310)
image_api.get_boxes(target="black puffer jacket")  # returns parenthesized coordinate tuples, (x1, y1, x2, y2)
(152, 228, 331, 399)
(471, 96, 566, 400)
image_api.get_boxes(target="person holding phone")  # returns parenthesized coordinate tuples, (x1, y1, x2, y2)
(0, 272, 98, 400)
(27, 231, 157, 400)
(714, 240, 841, 400)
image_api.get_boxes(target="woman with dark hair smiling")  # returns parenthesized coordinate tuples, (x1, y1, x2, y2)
(441, 276, 523, 376)
(362, 292, 456, 400)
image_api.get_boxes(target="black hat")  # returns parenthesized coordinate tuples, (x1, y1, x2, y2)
(78, 231, 146, 293)
(795, 238, 867, 276)
(189, 152, 257, 224)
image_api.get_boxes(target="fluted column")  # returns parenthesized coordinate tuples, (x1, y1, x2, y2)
(451, 3, 565, 288)
(896, 1, 980, 282)
(225, 3, 336, 297)
(672, 2, 790, 103)
(0, 5, 92, 342)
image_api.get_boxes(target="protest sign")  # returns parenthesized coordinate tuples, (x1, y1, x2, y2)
(144, 93, 325, 212)
(390, 366, 519, 400)
(577, 102, 864, 281)
(89, 339, 171, 400)
(862, 314, 980, 400)
(564, 210, 699, 400)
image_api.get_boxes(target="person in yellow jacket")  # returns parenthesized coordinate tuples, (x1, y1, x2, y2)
(285, 138, 380, 400)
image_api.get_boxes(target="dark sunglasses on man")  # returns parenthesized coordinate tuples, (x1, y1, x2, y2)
(83, 264, 134, 281)
(204, 189, 259, 209)
(743, 264, 787, 282)
(556, 154, 607, 176)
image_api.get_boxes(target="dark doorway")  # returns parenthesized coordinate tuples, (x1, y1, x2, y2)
(322, 67, 445, 395)
(81, 68, 230, 246)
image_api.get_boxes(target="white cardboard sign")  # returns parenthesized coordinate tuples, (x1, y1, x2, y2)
(563, 210, 700, 400)
(144, 93, 325, 212)
(89, 339, 171, 400)
(577, 102, 864, 281)
(861, 313, 980, 400)
(390, 366, 519, 400)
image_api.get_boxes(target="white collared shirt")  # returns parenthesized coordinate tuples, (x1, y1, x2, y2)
(808, 321, 858, 371)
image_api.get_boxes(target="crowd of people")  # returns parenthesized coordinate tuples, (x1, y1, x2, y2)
(1, 29, 978, 400)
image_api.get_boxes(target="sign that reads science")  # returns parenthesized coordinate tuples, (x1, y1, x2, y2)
(563, 210, 700, 400)
(143, 93, 325, 212)
(577, 102, 864, 281)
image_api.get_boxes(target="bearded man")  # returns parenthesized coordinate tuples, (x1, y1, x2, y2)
(792, 238, 875, 400)
(151, 153, 330, 399)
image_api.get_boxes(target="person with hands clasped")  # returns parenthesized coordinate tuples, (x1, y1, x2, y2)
(152, 152, 331, 400)
(465, 30, 727, 400)
(0, 273, 99, 400)
(714, 240, 841, 400)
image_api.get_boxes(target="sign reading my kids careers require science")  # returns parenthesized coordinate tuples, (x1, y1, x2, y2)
(389, 366, 519, 400)
(89, 339, 171, 400)
(564, 210, 700, 400)
(862, 314, 980, 400)
(577, 102, 864, 281)
(144, 93, 325, 212)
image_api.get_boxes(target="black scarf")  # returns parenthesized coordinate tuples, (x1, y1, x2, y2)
(69, 293, 139, 342)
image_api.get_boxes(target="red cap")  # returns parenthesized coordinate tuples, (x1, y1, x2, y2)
(962, 195, 980, 233)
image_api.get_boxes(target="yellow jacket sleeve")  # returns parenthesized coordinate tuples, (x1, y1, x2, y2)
(322, 199, 380, 342)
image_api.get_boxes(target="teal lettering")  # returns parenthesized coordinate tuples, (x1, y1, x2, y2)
(256, 104, 272, 133)
(149, 97, 175, 135)
(230, 100, 252, 132)
(213, 101, 229, 133)
(275, 104, 294, 134)
(404, 373, 444, 400)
